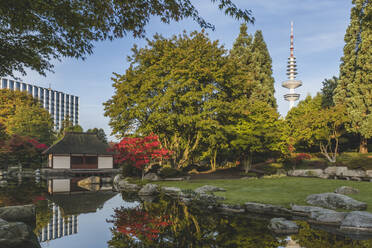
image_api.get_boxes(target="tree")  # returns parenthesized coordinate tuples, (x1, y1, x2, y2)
(111, 135, 172, 179)
(0, 0, 253, 78)
(229, 25, 276, 108)
(0, 122, 7, 141)
(334, 0, 372, 153)
(104, 31, 231, 168)
(87, 128, 108, 143)
(6, 104, 54, 145)
(57, 115, 83, 140)
(321, 76, 338, 108)
(229, 102, 287, 173)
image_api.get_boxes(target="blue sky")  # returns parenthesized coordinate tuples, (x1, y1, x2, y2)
(17, 0, 352, 141)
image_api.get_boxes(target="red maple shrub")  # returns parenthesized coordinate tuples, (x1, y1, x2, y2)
(111, 134, 172, 179)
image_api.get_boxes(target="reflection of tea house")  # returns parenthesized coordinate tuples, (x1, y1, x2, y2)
(43, 132, 114, 170)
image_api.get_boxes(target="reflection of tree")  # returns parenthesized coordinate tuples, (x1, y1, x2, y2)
(292, 221, 372, 248)
(108, 196, 285, 248)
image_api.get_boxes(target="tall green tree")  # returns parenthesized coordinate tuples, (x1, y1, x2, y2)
(321, 76, 338, 108)
(6, 104, 54, 145)
(104, 31, 232, 168)
(250, 30, 277, 108)
(334, 0, 372, 153)
(57, 115, 83, 140)
(0, 0, 253, 78)
(229, 25, 276, 108)
(87, 128, 108, 143)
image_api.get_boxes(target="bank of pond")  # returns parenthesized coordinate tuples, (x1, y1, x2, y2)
(1, 176, 372, 247)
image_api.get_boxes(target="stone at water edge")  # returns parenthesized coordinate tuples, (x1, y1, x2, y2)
(194, 185, 226, 194)
(268, 218, 299, 234)
(335, 186, 359, 195)
(0, 220, 41, 248)
(138, 184, 159, 196)
(161, 186, 182, 196)
(306, 193, 367, 210)
(340, 211, 372, 233)
(0, 205, 35, 225)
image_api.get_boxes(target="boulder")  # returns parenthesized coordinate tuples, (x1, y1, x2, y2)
(268, 218, 299, 234)
(0, 220, 41, 248)
(288, 169, 324, 177)
(219, 204, 245, 213)
(335, 186, 359, 195)
(340, 211, 372, 233)
(324, 166, 348, 176)
(197, 193, 225, 202)
(138, 184, 159, 196)
(306, 193, 367, 210)
(0, 205, 35, 225)
(161, 187, 182, 197)
(291, 205, 332, 217)
(195, 185, 226, 194)
(245, 202, 291, 216)
(113, 176, 141, 192)
(310, 210, 347, 225)
(366, 170, 372, 178)
(143, 173, 161, 181)
(343, 170, 366, 178)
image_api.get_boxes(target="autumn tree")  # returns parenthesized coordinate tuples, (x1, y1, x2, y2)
(334, 0, 372, 153)
(104, 31, 231, 168)
(0, 0, 253, 78)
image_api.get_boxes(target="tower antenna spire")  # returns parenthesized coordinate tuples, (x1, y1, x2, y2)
(282, 21, 302, 110)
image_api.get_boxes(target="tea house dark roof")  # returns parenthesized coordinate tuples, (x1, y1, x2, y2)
(43, 132, 113, 155)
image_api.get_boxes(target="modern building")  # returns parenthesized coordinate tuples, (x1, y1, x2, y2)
(43, 132, 114, 170)
(0, 78, 79, 130)
(38, 203, 78, 242)
(282, 21, 302, 110)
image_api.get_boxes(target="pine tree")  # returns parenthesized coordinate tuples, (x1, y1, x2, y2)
(334, 0, 372, 153)
(251, 30, 277, 108)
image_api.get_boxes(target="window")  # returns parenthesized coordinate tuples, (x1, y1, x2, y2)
(85, 156, 98, 164)
(71, 156, 83, 165)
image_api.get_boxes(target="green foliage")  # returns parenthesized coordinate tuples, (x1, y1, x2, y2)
(87, 128, 108, 143)
(0, 89, 54, 145)
(6, 104, 54, 145)
(228, 102, 288, 172)
(159, 167, 186, 178)
(0, 0, 253, 78)
(334, 0, 372, 152)
(122, 163, 142, 178)
(56, 115, 83, 140)
(321, 76, 338, 108)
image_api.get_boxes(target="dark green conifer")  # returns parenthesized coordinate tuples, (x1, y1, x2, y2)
(334, 0, 372, 153)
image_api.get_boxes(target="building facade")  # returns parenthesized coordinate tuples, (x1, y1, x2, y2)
(0, 78, 79, 130)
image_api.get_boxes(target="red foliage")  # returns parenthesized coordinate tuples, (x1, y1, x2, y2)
(109, 207, 171, 241)
(27, 138, 48, 150)
(111, 134, 172, 170)
(294, 153, 311, 163)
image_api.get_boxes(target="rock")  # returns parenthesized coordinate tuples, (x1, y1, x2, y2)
(113, 176, 141, 192)
(101, 177, 113, 183)
(113, 174, 123, 191)
(198, 193, 225, 202)
(0, 205, 35, 225)
(335, 186, 359, 195)
(311, 211, 347, 225)
(219, 204, 245, 213)
(0, 220, 41, 248)
(340, 211, 372, 233)
(245, 202, 291, 216)
(161, 187, 182, 197)
(324, 166, 348, 176)
(78, 176, 100, 185)
(268, 218, 298, 234)
(351, 177, 362, 181)
(138, 184, 159, 196)
(143, 173, 161, 181)
(288, 169, 324, 177)
(306, 193, 367, 210)
(366, 170, 372, 178)
(195, 185, 226, 194)
(291, 205, 331, 216)
(343, 170, 366, 178)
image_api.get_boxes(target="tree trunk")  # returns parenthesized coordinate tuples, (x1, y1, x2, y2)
(359, 137, 368, 154)
(243, 152, 253, 174)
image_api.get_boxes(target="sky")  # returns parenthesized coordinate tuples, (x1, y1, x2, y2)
(15, 0, 353, 141)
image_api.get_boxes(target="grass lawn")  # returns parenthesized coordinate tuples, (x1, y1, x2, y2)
(156, 177, 372, 211)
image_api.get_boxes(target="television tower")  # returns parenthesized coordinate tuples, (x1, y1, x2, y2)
(282, 21, 302, 110)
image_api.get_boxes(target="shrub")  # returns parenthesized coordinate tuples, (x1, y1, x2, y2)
(159, 168, 186, 178)
(122, 163, 141, 177)
(295, 153, 312, 163)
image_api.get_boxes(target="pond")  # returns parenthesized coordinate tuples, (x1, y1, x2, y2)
(1, 176, 372, 248)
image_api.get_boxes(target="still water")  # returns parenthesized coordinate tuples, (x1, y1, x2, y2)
(1, 177, 372, 248)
